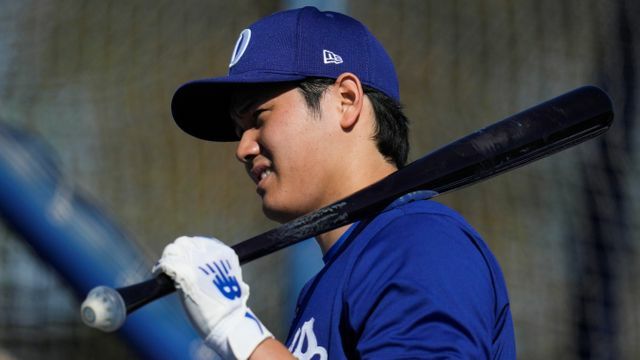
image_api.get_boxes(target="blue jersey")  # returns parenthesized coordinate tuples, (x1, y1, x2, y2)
(285, 192, 516, 359)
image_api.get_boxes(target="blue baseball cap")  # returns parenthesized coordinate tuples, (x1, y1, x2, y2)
(171, 6, 399, 141)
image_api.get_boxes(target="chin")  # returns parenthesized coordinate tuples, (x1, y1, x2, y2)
(261, 200, 306, 224)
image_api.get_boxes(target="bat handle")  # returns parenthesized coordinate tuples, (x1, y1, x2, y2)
(82, 242, 250, 332)
(118, 273, 176, 314)
(80, 274, 175, 332)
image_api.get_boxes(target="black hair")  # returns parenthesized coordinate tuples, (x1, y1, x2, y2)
(297, 78, 409, 168)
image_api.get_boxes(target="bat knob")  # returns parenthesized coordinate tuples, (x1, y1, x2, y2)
(80, 286, 126, 332)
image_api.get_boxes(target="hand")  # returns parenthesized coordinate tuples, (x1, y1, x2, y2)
(154, 236, 272, 359)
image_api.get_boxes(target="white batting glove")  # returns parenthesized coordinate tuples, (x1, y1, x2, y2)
(153, 236, 272, 360)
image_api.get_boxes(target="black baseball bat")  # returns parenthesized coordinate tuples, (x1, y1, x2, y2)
(82, 85, 613, 329)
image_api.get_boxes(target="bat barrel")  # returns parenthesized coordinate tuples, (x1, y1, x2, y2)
(408, 85, 614, 195)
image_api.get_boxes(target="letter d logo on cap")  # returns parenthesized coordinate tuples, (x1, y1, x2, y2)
(229, 29, 251, 67)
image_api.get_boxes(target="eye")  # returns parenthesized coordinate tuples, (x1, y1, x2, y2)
(252, 109, 268, 128)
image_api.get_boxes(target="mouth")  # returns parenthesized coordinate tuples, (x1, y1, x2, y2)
(250, 164, 274, 188)
(259, 168, 272, 181)
(257, 168, 273, 186)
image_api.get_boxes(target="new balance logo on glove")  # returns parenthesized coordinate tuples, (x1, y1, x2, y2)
(198, 260, 242, 300)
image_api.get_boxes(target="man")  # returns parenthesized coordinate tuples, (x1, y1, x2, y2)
(156, 6, 516, 359)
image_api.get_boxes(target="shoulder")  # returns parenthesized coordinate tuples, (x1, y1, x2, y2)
(349, 199, 491, 274)
(340, 200, 508, 358)
(342, 198, 506, 318)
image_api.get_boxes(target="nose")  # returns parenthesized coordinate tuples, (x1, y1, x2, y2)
(235, 129, 260, 163)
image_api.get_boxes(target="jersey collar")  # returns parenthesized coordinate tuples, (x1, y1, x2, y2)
(321, 190, 437, 264)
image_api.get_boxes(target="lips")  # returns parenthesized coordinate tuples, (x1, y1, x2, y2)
(250, 163, 273, 186)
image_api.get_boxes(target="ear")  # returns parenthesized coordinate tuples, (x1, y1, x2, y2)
(334, 73, 364, 130)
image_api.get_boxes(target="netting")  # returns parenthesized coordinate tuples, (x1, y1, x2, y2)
(0, 0, 638, 359)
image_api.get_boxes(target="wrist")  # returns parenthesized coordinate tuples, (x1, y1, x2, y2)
(205, 307, 273, 360)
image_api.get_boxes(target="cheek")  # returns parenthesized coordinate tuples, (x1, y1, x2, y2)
(265, 111, 318, 160)
(271, 135, 325, 193)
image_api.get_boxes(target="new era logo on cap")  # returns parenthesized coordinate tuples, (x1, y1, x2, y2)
(323, 50, 343, 64)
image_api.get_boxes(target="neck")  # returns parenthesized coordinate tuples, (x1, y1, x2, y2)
(315, 161, 397, 254)
(316, 224, 352, 254)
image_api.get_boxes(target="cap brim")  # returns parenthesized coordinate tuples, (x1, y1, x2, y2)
(171, 73, 306, 142)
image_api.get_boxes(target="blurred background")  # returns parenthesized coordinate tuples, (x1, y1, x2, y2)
(0, 0, 638, 359)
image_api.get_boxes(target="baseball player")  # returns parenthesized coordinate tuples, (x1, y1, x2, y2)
(156, 6, 516, 359)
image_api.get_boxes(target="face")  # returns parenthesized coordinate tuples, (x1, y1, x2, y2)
(231, 83, 344, 223)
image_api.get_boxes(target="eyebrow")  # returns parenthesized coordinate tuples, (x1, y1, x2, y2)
(229, 82, 297, 122)
(229, 95, 255, 125)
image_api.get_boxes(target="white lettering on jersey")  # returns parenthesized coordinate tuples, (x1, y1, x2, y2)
(288, 318, 328, 360)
